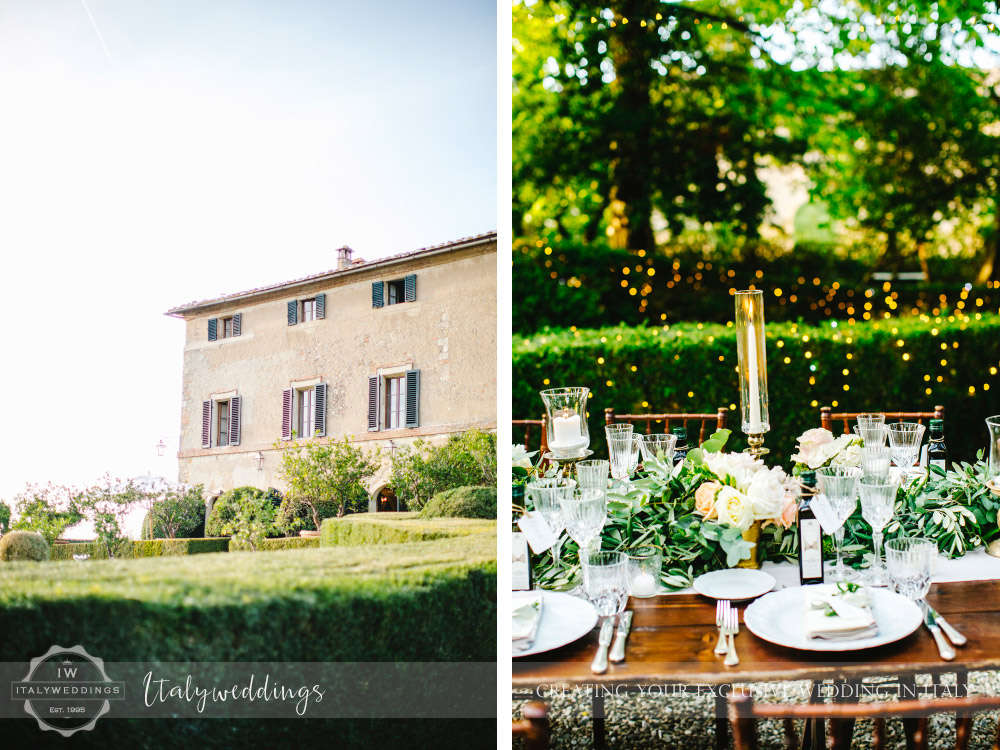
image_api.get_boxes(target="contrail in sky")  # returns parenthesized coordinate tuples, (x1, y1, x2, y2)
(79, 0, 119, 75)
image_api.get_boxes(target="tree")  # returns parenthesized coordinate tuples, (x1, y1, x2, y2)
(0, 502, 9, 535)
(222, 491, 279, 552)
(388, 430, 498, 511)
(144, 480, 205, 539)
(74, 474, 146, 558)
(275, 437, 380, 530)
(8, 482, 83, 545)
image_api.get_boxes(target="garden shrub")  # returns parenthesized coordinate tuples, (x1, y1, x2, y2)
(205, 487, 281, 537)
(388, 430, 497, 511)
(0, 531, 50, 562)
(514, 314, 1000, 467)
(49, 538, 229, 560)
(228, 536, 320, 552)
(321, 512, 496, 547)
(420, 486, 497, 520)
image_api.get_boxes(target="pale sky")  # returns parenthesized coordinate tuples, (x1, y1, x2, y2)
(0, 0, 497, 513)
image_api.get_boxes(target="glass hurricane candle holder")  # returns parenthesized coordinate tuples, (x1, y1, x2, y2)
(735, 290, 770, 452)
(987, 416, 1000, 489)
(540, 387, 591, 459)
(627, 546, 662, 598)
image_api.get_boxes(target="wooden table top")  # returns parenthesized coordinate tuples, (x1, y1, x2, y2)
(512, 580, 1000, 688)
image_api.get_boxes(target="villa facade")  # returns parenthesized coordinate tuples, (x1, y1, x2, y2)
(165, 231, 497, 510)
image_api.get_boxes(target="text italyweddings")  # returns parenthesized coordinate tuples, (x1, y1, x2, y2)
(143, 672, 325, 716)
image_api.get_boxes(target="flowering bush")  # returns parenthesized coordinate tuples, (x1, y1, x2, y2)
(791, 428, 862, 472)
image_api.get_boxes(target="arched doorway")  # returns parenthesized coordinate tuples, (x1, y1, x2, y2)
(375, 487, 403, 512)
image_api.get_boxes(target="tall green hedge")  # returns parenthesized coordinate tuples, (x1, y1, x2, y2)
(321, 513, 497, 547)
(50, 538, 229, 560)
(228, 536, 320, 552)
(514, 314, 1000, 466)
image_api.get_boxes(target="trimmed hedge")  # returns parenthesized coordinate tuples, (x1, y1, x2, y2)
(321, 512, 497, 547)
(0, 531, 49, 562)
(228, 536, 321, 552)
(421, 486, 498, 520)
(514, 314, 1000, 467)
(50, 537, 229, 560)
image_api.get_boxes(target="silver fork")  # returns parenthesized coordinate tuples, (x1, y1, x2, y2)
(724, 606, 740, 667)
(714, 600, 729, 655)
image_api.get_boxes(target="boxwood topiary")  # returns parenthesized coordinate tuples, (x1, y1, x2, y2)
(0, 531, 50, 562)
(420, 486, 497, 520)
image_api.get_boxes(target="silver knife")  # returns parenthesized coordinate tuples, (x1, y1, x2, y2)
(609, 611, 633, 663)
(590, 618, 615, 674)
(924, 606, 955, 661)
(924, 601, 967, 646)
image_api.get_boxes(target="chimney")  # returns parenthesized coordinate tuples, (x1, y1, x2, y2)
(336, 246, 353, 270)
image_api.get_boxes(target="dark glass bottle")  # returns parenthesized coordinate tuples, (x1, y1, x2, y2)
(512, 485, 532, 591)
(927, 419, 948, 475)
(671, 427, 688, 466)
(797, 470, 824, 586)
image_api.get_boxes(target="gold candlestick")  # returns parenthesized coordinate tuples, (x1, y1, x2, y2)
(744, 433, 769, 459)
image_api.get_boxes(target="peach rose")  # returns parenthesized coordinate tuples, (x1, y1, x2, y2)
(779, 494, 798, 529)
(694, 482, 722, 520)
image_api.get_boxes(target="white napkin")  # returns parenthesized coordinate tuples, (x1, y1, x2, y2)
(512, 593, 544, 644)
(804, 583, 878, 640)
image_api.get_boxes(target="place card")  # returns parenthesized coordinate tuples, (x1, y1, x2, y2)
(809, 493, 841, 535)
(516, 511, 558, 554)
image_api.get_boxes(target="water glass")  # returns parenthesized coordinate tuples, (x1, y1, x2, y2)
(817, 466, 860, 582)
(860, 445, 892, 480)
(859, 477, 900, 586)
(887, 423, 926, 479)
(885, 537, 934, 603)
(636, 433, 677, 465)
(627, 546, 662, 598)
(559, 488, 606, 556)
(526, 477, 576, 567)
(856, 413, 887, 446)
(576, 460, 610, 492)
(582, 550, 629, 617)
(608, 433, 640, 483)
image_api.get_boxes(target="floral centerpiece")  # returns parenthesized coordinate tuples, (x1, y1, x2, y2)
(790, 428, 862, 472)
(511, 444, 540, 487)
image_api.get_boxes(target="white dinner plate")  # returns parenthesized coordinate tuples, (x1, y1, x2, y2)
(512, 590, 598, 658)
(693, 569, 776, 601)
(743, 586, 923, 652)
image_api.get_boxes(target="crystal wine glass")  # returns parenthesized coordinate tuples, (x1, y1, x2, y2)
(856, 413, 887, 447)
(636, 433, 677, 465)
(885, 537, 934, 604)
(526, 477, 576, 568)
(607, 426, 639, 487)
(887, 422, 925, 482)
(860, 445, 892, 481)
(817, 466, 860, 582)
(858, 476, 900, 586)
(576, 460, 610, 492)
(559, 488, 607, 558)
(582, 550, 629, 617)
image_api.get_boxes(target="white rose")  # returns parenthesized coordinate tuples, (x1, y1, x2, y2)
(807, 441, 840, 469)
(704, 452, 762, 493)
(511, 444, 537, 470)
(795, 428, 835, 465)
(714, 486, 755, 531)
(832, 441, 862, 468)
(747, 466, 786, 520)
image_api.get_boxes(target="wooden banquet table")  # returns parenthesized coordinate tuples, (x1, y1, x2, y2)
(513, 577, 1000, 749)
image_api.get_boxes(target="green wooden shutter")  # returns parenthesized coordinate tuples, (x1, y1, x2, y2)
(287, 301, 298, 326)
(314, 383, 327, 437)
(232, 313, 242, 337)
(281, 389, 293, 440)
(367, 376, 379, 431)
(229, 396, 241, 446)
(201, 401, 212, 447)
(207, 319, 218, 341)
(372, 282, 384, 308)
(404, 274, 416, 302)
(315, 294, 326, 320)
(404, 370, 420, 428)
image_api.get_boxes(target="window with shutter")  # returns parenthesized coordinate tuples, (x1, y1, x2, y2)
(314, 383, 327, 437)
(201, 401, 212, 447)
(367, 376, 379, 430)
(315, 293, 326, 320)
(281, 388, 293, 440)
(229, 396, 241, 446)
(404, 274, 416, 302)
(232, 313, 242, 337)
(404, 370, 420, 428)
(372, 281, 384, 308)
(287, 300, 298, 326)
(207, 319, 218, 341)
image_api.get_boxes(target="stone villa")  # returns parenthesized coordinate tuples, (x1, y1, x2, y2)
(165, 231, 497, 511)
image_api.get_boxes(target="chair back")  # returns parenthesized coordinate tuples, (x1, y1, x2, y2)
(512, 701, 549, 750)
(604, 407, 728, 445)
(728, 689, 1000, 750)
(820, 405, 945, 434)
(512, 415, 549, 456)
